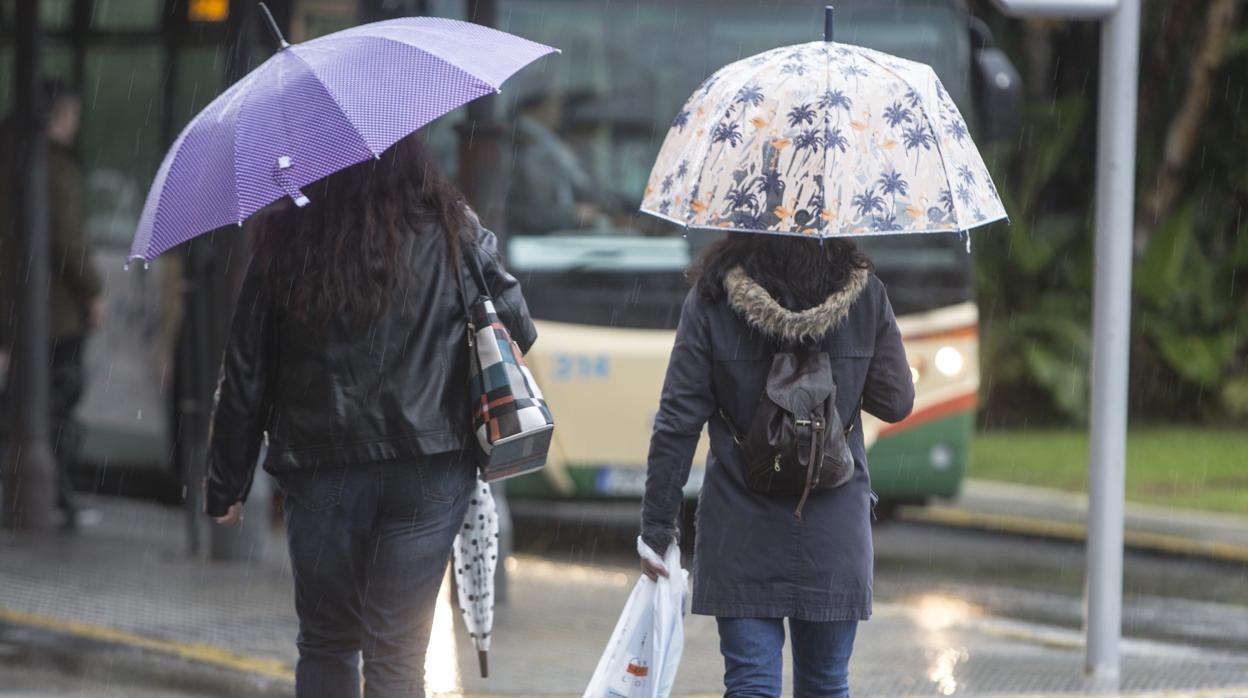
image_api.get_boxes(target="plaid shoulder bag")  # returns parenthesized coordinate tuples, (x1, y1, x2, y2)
(456, 240, 554, 482)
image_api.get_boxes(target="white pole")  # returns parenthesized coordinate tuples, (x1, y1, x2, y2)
(1086, 0, 1139, 678)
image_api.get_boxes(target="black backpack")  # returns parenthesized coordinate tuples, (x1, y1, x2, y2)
(721, 347, 856, 519)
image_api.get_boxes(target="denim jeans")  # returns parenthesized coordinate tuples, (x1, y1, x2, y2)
(717, 617, 858, 698)
(277, 455, 475, 698)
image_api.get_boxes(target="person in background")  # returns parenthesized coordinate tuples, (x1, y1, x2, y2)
(506, 90, 608, 235)
(640, 235, 914, 697)
(0, 80, 103, 530)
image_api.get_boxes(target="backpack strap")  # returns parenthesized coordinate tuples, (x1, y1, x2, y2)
(793, 413, 826, 520)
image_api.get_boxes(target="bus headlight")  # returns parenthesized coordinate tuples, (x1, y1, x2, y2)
(934, 346, 964, 376)
(930, 444, 955, 470)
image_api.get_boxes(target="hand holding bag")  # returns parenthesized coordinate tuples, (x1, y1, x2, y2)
(583, 539, 688, 698)
(456, 239, 555, 482)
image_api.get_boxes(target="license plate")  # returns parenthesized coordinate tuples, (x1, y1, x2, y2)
(594, 465, 704, 497)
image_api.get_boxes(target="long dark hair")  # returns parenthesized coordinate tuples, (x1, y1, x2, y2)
(253, 133, 469, 328)
(691, 235, 873, 310)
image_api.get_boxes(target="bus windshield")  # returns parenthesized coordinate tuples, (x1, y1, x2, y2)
(480, 0, 976, 326)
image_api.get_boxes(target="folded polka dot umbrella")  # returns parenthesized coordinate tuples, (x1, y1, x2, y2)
(128, 10, 557, 263)
(640, 12, 1005, 239)
(452, 479, 499, 678)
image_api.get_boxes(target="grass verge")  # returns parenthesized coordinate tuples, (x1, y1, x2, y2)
(970, 429, 1248, 516)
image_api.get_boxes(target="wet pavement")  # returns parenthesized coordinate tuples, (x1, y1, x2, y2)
(0, 493, 1246, 696)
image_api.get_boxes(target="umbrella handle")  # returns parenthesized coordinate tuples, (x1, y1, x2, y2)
(478, 650, 489, 679)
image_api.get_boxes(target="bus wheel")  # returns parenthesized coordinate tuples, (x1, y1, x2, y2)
(871, 501, 902, 524)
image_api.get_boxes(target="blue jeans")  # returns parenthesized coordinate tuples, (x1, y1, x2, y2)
(717, 617, 858, 698)
(277, 455, 475, 698)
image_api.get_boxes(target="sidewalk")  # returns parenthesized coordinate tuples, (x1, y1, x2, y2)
(0, 494, 1245, 697)
(903, 479, 1248, 563)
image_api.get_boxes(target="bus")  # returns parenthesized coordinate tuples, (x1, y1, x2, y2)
(429, 0, 1022, 510)
(2, 0, 1016, 513)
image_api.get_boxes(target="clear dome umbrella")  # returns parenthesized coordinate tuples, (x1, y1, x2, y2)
(640, 7, 1005, 240)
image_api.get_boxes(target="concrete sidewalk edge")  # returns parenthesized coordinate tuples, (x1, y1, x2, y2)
(0, 606, 292, 696)
(5, 602, 1248, 698)
(901, 479, 1248, 564)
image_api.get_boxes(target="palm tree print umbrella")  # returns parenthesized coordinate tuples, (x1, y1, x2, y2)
(641, 37, 1006, 238)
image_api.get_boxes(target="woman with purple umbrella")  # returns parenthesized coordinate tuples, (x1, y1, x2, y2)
(128, 11, 556, 697)
(208, 134, 536, 697)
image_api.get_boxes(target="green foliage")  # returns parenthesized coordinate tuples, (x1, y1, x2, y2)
(974, 3, 1248, 426)
(976, 97, 1094, 424)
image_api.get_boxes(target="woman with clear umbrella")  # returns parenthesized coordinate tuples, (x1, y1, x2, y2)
(637, 10, 1003, 696)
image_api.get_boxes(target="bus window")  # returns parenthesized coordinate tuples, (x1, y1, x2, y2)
(469, 0, 976, 330)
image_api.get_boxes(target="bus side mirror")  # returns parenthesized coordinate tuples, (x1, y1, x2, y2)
(969, 17, 1023, 143)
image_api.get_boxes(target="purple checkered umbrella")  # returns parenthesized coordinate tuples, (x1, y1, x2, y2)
(128, 13, 557, 263)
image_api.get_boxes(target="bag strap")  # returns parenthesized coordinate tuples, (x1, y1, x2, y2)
(454, 235, 492, 348)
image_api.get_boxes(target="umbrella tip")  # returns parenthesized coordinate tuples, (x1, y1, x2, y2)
(478, 650, 489, 678)
(824, 5, 835, 43)
(258, 3, 291, 50)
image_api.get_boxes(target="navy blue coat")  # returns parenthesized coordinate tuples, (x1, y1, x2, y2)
(641, 269, 913, 621)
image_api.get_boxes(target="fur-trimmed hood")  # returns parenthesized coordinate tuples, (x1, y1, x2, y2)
(723, 265, 869, 344)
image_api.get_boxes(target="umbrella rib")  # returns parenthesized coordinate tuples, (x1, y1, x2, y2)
(284, 47, 382, 159)
(853, 49, 968, 230)
(821, 43, 838, 237)
(288, 37, 496, 155)
(347, 33, 502, 93)
(230, 86, 248, 225)
(677, 53, 781, 227)
(330, 29, 520, 90)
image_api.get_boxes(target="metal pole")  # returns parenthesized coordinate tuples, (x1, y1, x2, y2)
(2, 0, 58, 532)
(1086, 0, 1139, 678)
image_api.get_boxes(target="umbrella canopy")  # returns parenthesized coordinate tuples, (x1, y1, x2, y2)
(129, 16, 557, 262)
(452, 479, 499, 678)
(640, 41, 1006, 237)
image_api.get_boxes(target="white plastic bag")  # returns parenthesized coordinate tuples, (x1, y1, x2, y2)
(583, 539, 688, 698)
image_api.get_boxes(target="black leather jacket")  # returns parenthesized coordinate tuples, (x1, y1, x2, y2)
(204, 215, 536, 518)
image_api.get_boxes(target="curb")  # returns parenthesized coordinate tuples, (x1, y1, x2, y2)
(4, 605, 1247, 698)
(900, 492, 1248, 565)
(0, 606, 292, 697)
